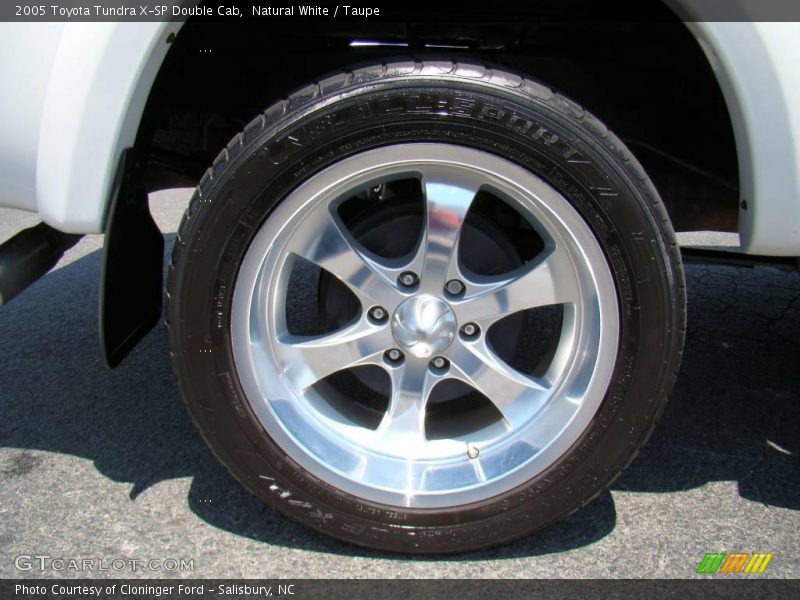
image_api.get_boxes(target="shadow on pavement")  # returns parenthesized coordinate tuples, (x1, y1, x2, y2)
(0, 237, 797, 559)
(614, 264, 800, 511)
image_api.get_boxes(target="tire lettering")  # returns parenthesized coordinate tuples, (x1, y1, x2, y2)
(450, 96, 478, 117)
(267, 133, 304, 165)
(213, 280, 227, 330)
(477, 104, 506, 122)
(220, 371, 246, 417)
(508, 114, 534, 134)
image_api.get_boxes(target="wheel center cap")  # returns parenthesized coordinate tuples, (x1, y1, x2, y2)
(391, 294, 456, 358)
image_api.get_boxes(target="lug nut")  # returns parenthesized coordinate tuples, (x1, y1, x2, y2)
(385, 349, 404, 364)
(445, 279, 465, 296)
(430, 356, 449, 371)
(369, 306, 388, 323)
(460, 322, 480, 338)
(398, 271, 418, 288)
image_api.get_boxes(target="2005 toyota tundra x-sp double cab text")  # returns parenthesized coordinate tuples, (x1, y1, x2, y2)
(1, 1, 798, 552)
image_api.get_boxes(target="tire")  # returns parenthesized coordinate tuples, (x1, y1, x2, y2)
(166, 60, 686, 553)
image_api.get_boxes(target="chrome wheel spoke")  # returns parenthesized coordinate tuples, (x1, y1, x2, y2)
(405, 168, 483, 294)
(449, 340, 550, 429)
(453, 245, 580, 327)
(378, 358, 435, 444)
(293, 207, 401, 309)
(278, 322, 390, 390)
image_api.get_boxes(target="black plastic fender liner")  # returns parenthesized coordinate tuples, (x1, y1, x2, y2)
(99, 148, 164, 368)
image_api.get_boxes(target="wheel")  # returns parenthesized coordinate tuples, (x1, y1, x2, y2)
(167, 60, 685, 553)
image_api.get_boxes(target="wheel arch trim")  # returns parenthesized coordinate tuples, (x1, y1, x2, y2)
(683, 19, 800, 256)
(35, 21, 181, 233)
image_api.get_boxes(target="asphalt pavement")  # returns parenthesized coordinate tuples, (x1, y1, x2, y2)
(0, 189, 798, 579)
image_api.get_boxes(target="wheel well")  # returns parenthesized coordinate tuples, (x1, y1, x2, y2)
(137, 2, 739, 233)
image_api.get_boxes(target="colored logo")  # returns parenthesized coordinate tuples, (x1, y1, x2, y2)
(697, 552, 773, 574)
